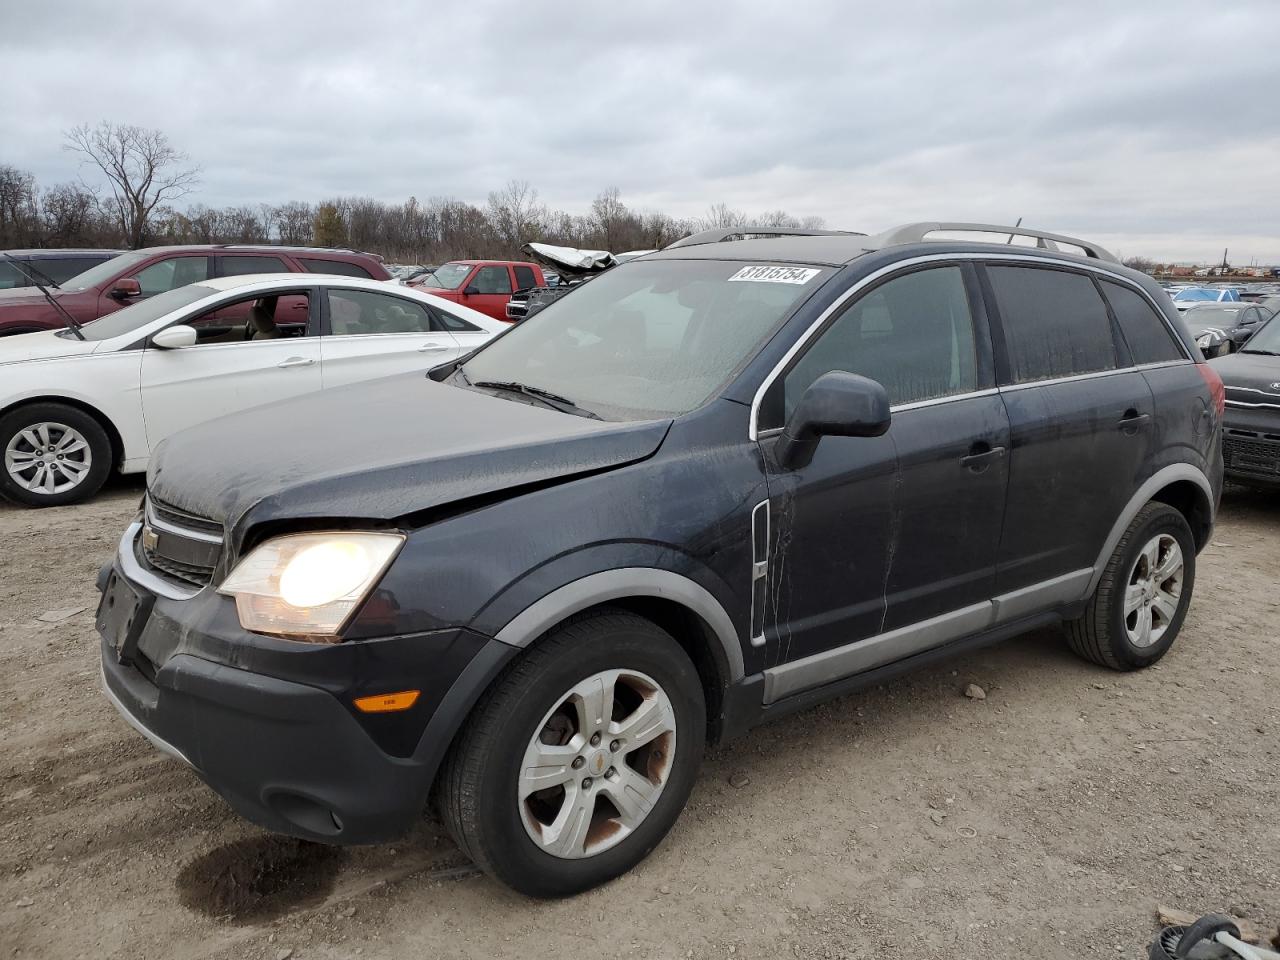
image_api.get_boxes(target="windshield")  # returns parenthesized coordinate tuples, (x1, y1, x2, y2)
(77, 284, 218, 341)
(460, 259, 829, 420)
(58, 250, 149, 291)
(1183, 306, 1245, 333)
(1242, 316, 1280, 354)
(423, 263, 472, 290)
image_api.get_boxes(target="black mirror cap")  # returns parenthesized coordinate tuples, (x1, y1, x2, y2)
(462, 284, 480, 296)
(776, 371, 891, 469)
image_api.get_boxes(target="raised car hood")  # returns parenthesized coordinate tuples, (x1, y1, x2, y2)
(0, 329, 100, 364)
(148, 374, 671, 542)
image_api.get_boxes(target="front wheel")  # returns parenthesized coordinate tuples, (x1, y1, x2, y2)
(438, 609, 706, 897)
(0, 403, 112, 507)
(1065, 502, 1196, 670)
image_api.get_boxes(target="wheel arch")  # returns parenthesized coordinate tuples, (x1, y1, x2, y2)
(0, 394, 125, 471)
(1086, 463, 1214, 596)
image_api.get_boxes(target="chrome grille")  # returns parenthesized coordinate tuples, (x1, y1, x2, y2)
(138, 495, 223, 589)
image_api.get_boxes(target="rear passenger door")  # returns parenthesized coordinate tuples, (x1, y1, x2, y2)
(985, 263, 1156, 600)
(320, 288, 462, 389)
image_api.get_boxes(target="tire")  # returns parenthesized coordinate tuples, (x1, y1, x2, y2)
(0, 402, 113, 507)
(1065, 502, 1196, 670)
(438, 609, 706, 897)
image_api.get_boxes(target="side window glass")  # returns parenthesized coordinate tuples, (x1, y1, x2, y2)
(327, 290, 433, 335)
(762, 266, 978, 429)
(472, 266, 512, 295)
(220, 255, 289, 277)
(513, 265, 537, 291)
(183, 292, 314, 344)
(133, 257, 209, 296)
(1099, 280, 1184, 364)
(988, 266, 1117, 383)
(0, 261, 26, 288)
(298, 258, 373, 279)
(429, 306, 481, 333)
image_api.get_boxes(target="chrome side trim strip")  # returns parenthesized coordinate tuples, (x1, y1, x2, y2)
(117, 521, 200, 601)
(991, 568, 1092, 623)
(1226, 399, 1280, 411)
(100, 663, 193, 766)
(748, 251, 1191, 439)
(998, 367, 1134, 393)
(749, 500, 769, 647)
(762, 601, 994, 703)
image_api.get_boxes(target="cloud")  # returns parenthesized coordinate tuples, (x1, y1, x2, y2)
(1, 0, 1276, 263)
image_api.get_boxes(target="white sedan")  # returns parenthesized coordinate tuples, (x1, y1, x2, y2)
(0, 274, 506, 506)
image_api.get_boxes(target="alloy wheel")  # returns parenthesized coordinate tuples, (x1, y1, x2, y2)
(1124, 533, 1184, 649)
(4, 422, 93, 495)
(518, 668, 677, 860)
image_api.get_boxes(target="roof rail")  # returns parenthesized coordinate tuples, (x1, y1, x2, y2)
(665, 227, 863, 250)
(866, 222, 1118, 263)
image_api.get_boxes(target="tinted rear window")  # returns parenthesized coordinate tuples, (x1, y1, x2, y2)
(220, 255, 289, 276)
(1100, 280, 1184, 364)
(298, 257, 373, 279)
(988, 266, 1117, 383)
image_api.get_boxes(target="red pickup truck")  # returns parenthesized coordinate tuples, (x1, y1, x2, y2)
(411, 260, 545, 322)
(0, 244, 390, 336)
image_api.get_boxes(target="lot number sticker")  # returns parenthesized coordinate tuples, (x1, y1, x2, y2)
(727, 265, 821, 284)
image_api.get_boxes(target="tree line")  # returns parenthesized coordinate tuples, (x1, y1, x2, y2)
(0, 122, 825, 264)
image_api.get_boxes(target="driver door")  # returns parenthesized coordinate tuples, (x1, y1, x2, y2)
(139, 300, 321, 451)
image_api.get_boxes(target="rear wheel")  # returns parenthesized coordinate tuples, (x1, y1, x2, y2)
(1065, 502, 1195, 670)
(0, 403, 112, 506)
(439, 609, 706, 897)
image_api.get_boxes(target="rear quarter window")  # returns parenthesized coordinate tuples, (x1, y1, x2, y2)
(299, 258, 374, 279)
(987, 266, 1117, 383)
(1099, 280, 1185, 364)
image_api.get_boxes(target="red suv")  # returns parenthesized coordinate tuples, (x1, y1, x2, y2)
(0, 245, 391, 336)
(411, 260, 545, 321)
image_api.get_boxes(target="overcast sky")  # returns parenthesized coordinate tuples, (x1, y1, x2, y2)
(3, 0, 1276, 263)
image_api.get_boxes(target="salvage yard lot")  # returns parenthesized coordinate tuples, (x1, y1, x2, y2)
(2, 481, 1278, 960)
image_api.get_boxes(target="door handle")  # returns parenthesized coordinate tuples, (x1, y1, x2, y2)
(418, 342, 450, 353)
(959, 444, 1006, 470)
(1118, 410, 1151, 432)
(277, 356, 315, 368)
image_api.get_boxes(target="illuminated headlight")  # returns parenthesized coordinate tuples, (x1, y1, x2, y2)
(219, 532, 404, 640)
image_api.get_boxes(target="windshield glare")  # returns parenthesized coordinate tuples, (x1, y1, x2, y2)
(460, 259, 828, 420)
(426, 263, 471, 290)
(58, 250, 149, 291)
(1243, 316, 1280, 354)
(78, 284, 218, 341)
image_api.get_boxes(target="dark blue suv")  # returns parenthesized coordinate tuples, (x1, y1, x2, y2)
(97, 222, 1223, 896)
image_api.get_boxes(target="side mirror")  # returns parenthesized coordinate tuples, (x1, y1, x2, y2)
(151, 324, 198, 349)
(462, 283, 480, 296)
(110, 278, 141, 299)
(775, 371, 891, 469)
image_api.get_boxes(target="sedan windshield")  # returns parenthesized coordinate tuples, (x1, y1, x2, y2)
(1241, 316, 1280, 355)
(422, 263, 472, 290)
(77, 284, 218, 341)
(1182, 305, 1246, 334)
(460, 259, 829, 420)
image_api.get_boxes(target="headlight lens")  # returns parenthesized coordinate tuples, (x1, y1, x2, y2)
(219, 531, 404, 640)
(1197, 333, 1214, 349)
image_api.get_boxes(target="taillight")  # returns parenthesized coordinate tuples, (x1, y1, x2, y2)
(1196, 362, 1225, 417)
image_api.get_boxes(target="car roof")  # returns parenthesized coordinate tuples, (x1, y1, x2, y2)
(444, 259, 538, 267)
(102, 244, 380, 260)
(197, 273, 392, 292)
(2, 248, 122, 257)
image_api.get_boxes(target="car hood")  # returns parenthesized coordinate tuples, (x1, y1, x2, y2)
(148, 374, 672, 542)
(0, 287, 54, 306)
(1210, 352, 1280, 395)
(0, 329, 100, 364)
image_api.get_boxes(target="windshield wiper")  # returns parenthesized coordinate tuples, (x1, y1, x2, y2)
(471, 379, 601, 419)
(1240, 348, 1280, 356)
(1, 253, 85, 341)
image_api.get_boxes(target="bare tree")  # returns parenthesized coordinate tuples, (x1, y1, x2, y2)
(0, 165, 40, 247)
(487, 179, 545, 255)
(1122, 255, 1157, 275)
(41, 183, 103, 246)
(273, 201, 313, 246)
(698, 202, 748, 231)
(64, 122, 200, 249)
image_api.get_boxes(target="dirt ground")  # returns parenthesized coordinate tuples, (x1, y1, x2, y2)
(2, 476, 1278, 960)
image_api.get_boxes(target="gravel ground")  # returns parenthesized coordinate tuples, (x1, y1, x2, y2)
(2, 476, 1278, 960)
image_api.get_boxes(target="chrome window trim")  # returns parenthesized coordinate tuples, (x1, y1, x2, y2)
(748, 251, 1191, 440)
